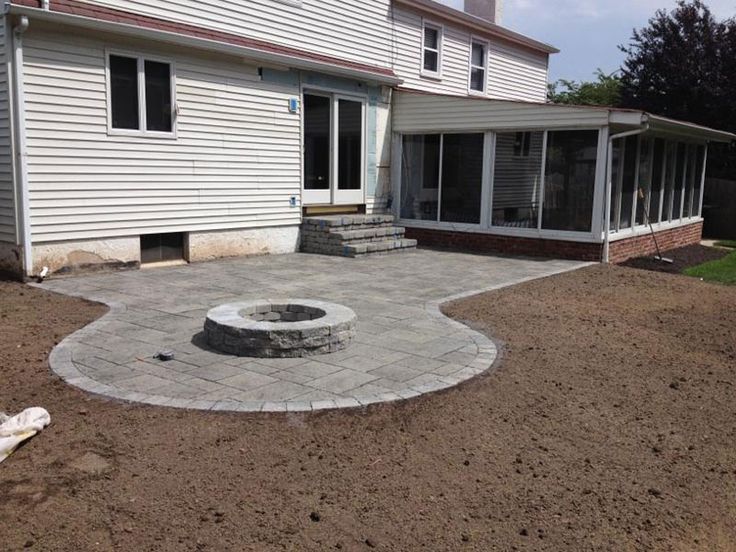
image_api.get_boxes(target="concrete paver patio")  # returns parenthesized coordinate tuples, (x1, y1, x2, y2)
(41, 250, 588, 412)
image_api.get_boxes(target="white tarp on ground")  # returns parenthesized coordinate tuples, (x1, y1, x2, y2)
(0, 408, 51, 464)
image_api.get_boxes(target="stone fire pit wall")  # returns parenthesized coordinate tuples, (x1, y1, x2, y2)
(204, 299, 357, 358)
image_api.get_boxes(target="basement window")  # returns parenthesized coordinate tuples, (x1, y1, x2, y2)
(140, 233, 185, 264)
(107, 52, 176, 137)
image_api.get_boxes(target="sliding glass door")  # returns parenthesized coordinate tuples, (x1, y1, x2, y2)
(303, 92, 365, 205)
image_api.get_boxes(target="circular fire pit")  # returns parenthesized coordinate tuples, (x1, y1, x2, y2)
(204, 299, 357, 358)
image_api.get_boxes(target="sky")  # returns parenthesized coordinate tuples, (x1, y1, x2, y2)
(437, 0, 736, 82)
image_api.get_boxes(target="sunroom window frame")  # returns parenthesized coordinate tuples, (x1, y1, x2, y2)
(105, 49, 177, 139)
(420, 20, 443, 79)
(396, 126, 606, 243)
(468, 36, 489, 95)
(607, 133, 708, 240)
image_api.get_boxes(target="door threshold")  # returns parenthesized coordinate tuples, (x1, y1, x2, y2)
(141, 259, 189, 270)
(303, 204, 365, 216)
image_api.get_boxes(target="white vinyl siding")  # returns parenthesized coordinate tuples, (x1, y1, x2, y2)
(0, 17, 15, 244)
(393, 91, 609, 134)
(22, 29, 301, 242)
(85, 0, 394, 70)
(80, 1, 549, 103)
(391, 6, 549, 102)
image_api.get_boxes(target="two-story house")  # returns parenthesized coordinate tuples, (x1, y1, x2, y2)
(0, 0, 732, 278)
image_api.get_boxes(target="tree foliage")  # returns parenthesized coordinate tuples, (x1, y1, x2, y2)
(618, 0, 736, 176)
(548, 69, 622, 107)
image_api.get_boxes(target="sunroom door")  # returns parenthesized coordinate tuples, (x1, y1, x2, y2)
(302, 92, 365, 205)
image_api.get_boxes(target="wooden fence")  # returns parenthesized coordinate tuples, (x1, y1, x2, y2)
(703, 178, 736, 239)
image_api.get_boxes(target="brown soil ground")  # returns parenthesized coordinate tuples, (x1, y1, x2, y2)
(622, 243, 729, 274)
(1, 265, 736, 552)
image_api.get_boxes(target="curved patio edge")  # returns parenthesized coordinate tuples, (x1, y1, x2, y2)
(43, 260, 592, 413)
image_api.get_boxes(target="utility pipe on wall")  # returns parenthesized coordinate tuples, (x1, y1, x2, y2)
(12, 15, 32, 276)
(602, 120, 650, 263)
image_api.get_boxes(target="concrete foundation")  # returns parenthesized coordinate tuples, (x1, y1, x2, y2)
(31, 226, 300, 277)
(33, 237, 140, 276)
(186, 226, 299, 262)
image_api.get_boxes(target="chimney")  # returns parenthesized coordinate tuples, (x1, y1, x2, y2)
(464, 0, 503, 24)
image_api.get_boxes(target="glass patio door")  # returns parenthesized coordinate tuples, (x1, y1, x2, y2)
(303, 92, 365, 205)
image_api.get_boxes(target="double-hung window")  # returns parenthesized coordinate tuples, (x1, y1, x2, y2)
(422, 22, 442, 77)
(469, 39, 488, 94)
(107, 52, 175, 137)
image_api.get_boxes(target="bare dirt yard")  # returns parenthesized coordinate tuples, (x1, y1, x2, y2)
(1, 263, 735, 551)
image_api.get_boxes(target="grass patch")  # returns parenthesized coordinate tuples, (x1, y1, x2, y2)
(684, 251, 736, 285)
(714, 240, 736, 249)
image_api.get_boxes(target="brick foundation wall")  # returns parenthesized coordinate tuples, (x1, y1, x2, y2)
(405, 220, 704, 263)
(404, 227, 603, 261)
(608, 221, 703, 263)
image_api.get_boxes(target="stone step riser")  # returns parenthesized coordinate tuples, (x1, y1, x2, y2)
(301, 228, 406, 244)
(301, 239, 417, 257)
(303, 223, 396, 232)
(300, 214, 415, 258)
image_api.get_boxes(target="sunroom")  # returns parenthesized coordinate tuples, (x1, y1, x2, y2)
(390, 91, 735, 262)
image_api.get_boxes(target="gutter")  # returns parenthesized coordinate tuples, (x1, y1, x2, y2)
(7, 3, 404, 86)
(11, 15, 32, 276)
(602, 116, 650, 264)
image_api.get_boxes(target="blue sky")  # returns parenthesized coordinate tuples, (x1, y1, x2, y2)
(437, 0, 735, 82)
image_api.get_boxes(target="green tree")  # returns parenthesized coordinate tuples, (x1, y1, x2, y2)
(548, 69, 622, 106)
(618, 0, 735, 177)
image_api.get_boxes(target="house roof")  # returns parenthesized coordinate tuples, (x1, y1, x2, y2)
(7, 0, 403, 85)
(392, 0, 560, 55)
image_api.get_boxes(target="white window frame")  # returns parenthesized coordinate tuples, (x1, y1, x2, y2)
(467, 37, 489, 95)
(300, 86, 367, 206)
(607, 134, 708, 241)
(397, 126, 606, 243)
(105, 49, 177, 139)
(420, 20, 443, 79)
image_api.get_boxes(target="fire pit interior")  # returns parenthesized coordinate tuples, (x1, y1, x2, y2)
(204, 299, 356, 358)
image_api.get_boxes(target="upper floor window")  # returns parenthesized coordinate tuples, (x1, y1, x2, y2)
(469, 39, 488, 93)
(422, 22, 442, 77)
(107, 52, 175, 137)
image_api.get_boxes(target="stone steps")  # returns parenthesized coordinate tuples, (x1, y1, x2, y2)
(301, 214, 418, 258)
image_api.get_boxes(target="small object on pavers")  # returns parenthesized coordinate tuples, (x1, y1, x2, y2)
(155, 350, 175, 361)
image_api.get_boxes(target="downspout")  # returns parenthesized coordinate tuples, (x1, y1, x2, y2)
(11, 15, 32, 276)
(602, 118, 649, 263)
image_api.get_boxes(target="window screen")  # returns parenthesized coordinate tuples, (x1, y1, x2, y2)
(110, 55, 139, 130)
(469, 41, 486, 92)
(145, 60, 172, 132)
(423, 26, 440, 73)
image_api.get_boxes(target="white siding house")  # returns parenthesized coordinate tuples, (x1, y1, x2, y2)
(0, 0, 731, 277)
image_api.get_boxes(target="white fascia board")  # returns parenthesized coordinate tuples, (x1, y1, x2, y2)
(645, 114, 736, 143)
(609, 109, 736, 143)
(8, 4, 404, 86)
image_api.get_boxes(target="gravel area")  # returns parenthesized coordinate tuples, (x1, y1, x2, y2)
(2, 264, 736, 551)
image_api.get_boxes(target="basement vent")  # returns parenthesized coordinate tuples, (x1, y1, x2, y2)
(140, 232, 185, 264)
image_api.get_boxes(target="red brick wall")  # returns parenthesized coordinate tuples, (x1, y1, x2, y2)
(608, 221, 703, 263)
(405, 221, 704, 263)
(404, 228, 603, 261)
